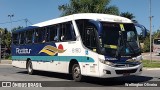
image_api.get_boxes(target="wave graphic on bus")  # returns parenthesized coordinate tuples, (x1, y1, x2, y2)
(39, 44, 66, 56)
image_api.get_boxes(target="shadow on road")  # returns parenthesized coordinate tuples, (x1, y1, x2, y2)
(17, 70, 73, 80)
(17, 70, 153, 87)
(82, 76, 153, 86)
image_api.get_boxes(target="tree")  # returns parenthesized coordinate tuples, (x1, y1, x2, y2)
(120, 12, 137, 23)
(142, 29, 160, 52)
(0, 26, 23, 48)
(11, 26, 23, 32)
(142, 32, 150, 52)
(153, 29, 160, 39)
(143, 36, 150, 52)
(1, 28, 11, 47)
(58, 0, 119, 16)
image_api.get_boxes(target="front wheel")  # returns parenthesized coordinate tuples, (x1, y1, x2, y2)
(27, 61, 34, 75)
(72, 64, 83, 82)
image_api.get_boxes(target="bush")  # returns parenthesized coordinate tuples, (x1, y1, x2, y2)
(142, 36, 150, 52)
(5, 54, 11, 60)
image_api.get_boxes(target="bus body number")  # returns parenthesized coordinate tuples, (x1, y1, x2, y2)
(72, 48, 81, 53)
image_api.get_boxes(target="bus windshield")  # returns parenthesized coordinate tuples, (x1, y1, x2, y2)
(100, 22, 140, 56)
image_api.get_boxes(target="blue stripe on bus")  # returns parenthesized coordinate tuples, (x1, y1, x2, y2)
(12, 56, 95, 62)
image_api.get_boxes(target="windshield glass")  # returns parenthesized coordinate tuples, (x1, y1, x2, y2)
(100, 22, 140, 56)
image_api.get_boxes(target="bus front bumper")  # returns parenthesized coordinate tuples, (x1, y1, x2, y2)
(99, 63, 143, 78)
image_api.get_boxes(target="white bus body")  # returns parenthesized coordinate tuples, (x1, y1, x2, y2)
(12, 13, 143, 81)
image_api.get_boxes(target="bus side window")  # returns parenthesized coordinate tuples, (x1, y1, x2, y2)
(47, 25, 58, 42)
(12, 33, 19, 45)
(34, 28, 46, 43)
(19, 32, 25, 44)
(26, 30, 33, 44)
(76, 20, 98, 52)
(34, 29, 39, 43)
(85, 26, 97, 51)
(59, 22, 76, 41)
(40, 28, 46, 43)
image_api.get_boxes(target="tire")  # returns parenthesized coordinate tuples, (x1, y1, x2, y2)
(72, 64, 83, 82)
(27, 61, 34, 75)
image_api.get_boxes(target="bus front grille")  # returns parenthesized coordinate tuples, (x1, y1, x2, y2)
(115, 69, 137, 74)
(113, 64, 137, 68)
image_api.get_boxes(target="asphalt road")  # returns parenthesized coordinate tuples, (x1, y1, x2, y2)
(0, 65, 160, 90)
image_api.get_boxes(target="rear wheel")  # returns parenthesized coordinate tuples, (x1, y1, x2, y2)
(72, 64, 83, 82)
(27, 61, 34, 75)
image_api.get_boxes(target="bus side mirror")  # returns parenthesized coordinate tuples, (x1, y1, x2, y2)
(142, 28, 147, 38)
(134, 23, 147, 38)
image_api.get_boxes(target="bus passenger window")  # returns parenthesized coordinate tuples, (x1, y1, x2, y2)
(34, 28, 46, 43)
(19, 32, 25, 44)
(34, 30, 39, 43)
(12, 33, 19, 45)
(47, 25, 58, 42)
(59, 22, 76, 41)
(76, 20, 98, 52)
(26, 31, 33, 44)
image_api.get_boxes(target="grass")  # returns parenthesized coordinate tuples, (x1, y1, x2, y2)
(142, 60, 160, 68)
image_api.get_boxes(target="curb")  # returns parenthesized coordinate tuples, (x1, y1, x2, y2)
(0, 60, 12, 65)
(0, 64, 11, 65)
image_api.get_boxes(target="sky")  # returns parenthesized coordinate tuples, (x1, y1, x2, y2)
(0, 0, 160, 32)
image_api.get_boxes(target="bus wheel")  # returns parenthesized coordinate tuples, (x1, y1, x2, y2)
(72, 64, 82, 82)
(27, 61, 34, 75)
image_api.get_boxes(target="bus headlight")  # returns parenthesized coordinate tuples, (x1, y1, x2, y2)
(126, 58, 142, 63)
(99, 58, 114, 66)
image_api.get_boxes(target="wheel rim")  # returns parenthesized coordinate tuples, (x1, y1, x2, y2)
(73, 66, 81, 78)
(28, 63, 32, 73)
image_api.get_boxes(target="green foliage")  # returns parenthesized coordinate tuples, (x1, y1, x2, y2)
(5, 55, 11, 60)
(120, 12, 137, 23)
(153, 29, 160, 39)
(120, 12, 135, 19)
(58, 0, 119, 16)
(0, 26, 23, 48)
(142, 35, 150, 52)
(143, 60, 160, 68)
(141, 29, 160, 52)
(0, 28, 11, 47)
(11, 26, 23, 32)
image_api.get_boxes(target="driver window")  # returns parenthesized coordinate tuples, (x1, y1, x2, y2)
(76, 20, 98, 52)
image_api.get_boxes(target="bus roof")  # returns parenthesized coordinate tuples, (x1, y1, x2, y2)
(13, 13, 132, 33)
(33, 13, 132, 27)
